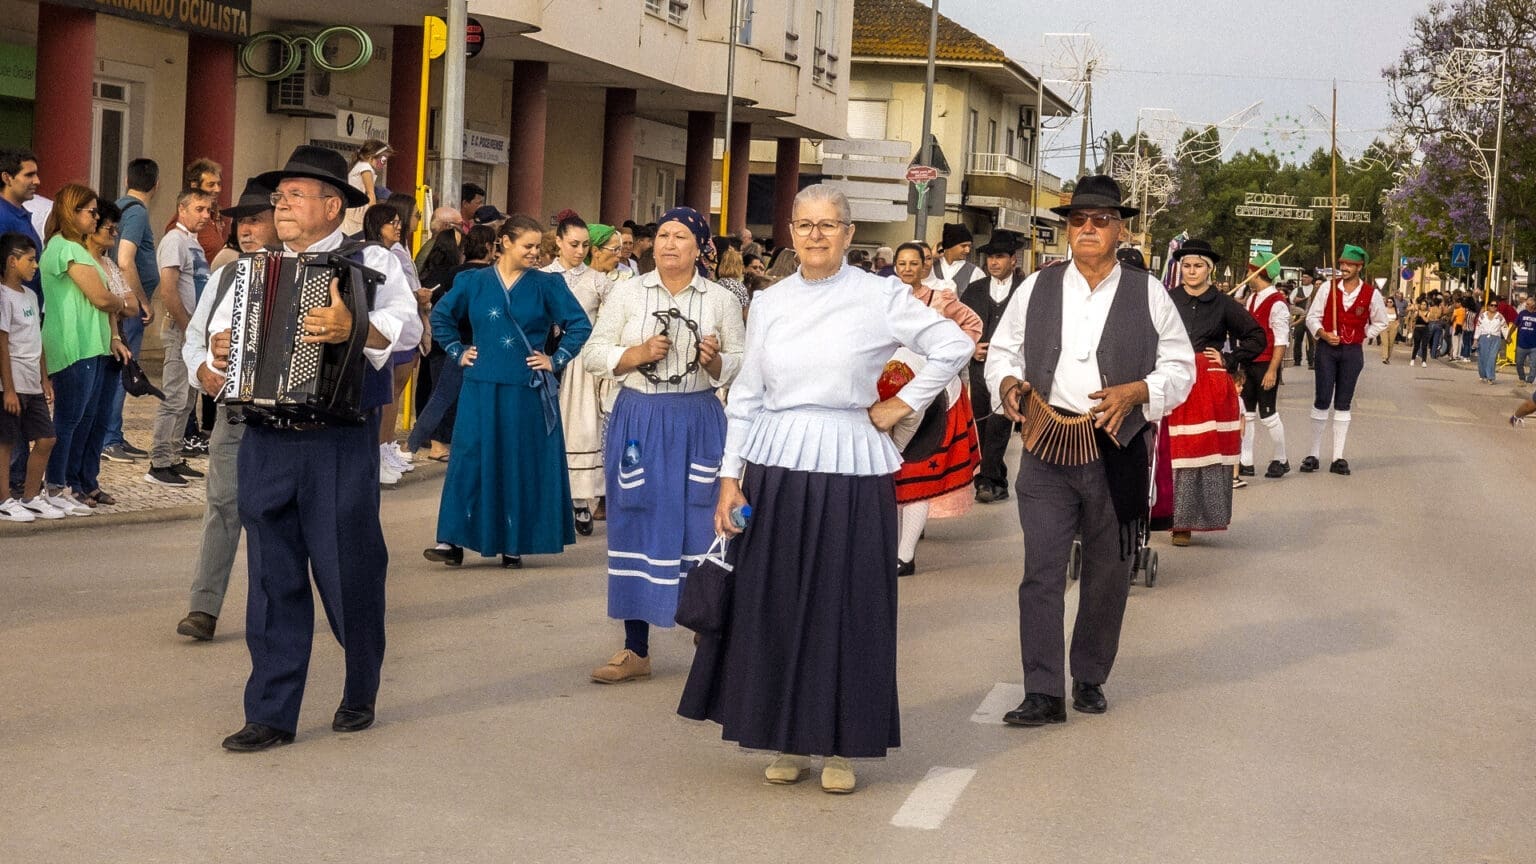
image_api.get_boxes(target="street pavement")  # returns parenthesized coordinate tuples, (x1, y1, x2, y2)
(1, 345, 1533, 863)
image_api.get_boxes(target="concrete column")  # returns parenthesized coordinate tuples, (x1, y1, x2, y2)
(33, 3, 95, 196)
(507, 60, 549, 218)
(772, 137, 800, 249)
(726, 121, 751, 234)
(600, 88, 637, 225)
(387, 25, 424, 195)
(683, 111, 715, 215)
(184, 40, 236, 209)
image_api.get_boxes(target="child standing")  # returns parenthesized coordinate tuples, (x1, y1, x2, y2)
(0, 232, 62, 520)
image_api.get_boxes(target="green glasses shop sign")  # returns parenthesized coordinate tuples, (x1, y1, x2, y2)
(50, 0, 253, 40)
(0, 43, 35, 101)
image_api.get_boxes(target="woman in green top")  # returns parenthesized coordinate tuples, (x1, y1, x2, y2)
(40, 183, 132, 512)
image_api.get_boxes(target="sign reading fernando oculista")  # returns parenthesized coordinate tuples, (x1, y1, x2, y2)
(53, 0, 252, 40)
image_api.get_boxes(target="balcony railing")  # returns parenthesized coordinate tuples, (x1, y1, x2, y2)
(967, 152, 1032, 183)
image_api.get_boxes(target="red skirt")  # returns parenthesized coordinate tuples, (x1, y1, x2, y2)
(1166, 356, 1241, 470)
(894, 392, 979, 504)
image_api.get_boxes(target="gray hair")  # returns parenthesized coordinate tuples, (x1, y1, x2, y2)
(791, 184, 852, 223)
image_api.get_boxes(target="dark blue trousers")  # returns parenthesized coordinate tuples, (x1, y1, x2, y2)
(1313, 342, 1364, 412)
(237, 417, 388, 734)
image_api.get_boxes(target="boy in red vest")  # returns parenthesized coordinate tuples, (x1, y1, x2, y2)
(1302, 245, 1389, 475)
(1239, 253, 1291, 478)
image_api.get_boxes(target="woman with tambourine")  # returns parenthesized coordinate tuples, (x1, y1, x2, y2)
(579, 206, 746, 686)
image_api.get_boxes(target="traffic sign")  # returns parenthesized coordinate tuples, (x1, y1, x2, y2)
(1402, 267, 1415, 281)
(906, 165, 939, 184)
(1451, 242, 1472, 268)
(466, 17, 485, 58)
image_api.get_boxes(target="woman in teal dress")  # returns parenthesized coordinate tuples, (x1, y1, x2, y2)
(423, 214, 593, 568)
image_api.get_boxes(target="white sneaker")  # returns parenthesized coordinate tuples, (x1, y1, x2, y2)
(393, 443, 414, 465)
(379, 459, 401, 487)
(385, 443, 414, 472)
(21, 495, 67, 519)
(46, 490, 93, 517)
(0, 497, 36, 522)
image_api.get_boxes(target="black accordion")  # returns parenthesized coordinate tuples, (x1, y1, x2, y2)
(218, 248, 382, 425)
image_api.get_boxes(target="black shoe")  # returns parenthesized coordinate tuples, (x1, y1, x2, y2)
(574, 507, 594, 536)
(974, 485, 996, 504)
(1003, 693, 1067, 726)
(896, 559, 915, 577)
(222, 722, 295, 752)
(332, 703, 375, 733)
(1071, 681, 1107, 714)
(1329, 458, 1351, 476)
(120, 441, 149, 458)
(501, 555, 523, 569)
(1237, 464, 1255, 477)
(1299, 456, 1320, 473)
(170, 461, 205, 479)
(176, 611, 217, 641)
(992, 485, 1010, 502)
(423, 545, 463, 565)
(144, 465, 189, 487)
(1265, 460, 1291, 478)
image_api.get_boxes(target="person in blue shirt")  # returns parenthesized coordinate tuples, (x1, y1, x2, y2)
(1514, 296, 1536, 385)
(101, 158, 160, 459)
(0, 148, 42, 499)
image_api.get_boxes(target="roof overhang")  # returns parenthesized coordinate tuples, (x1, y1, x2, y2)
(852, 56, 1075, 116)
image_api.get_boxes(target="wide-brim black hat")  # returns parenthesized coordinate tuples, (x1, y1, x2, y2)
(221, 178, 275, 220)
(1170, 237, 1222, 264)
(976, 229, 1025, 256)
(1050, 174, 1139, 218)
(256, 145, 370, 208)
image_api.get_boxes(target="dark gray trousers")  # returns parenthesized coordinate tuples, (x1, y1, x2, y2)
(1016, 451, 1130, 697)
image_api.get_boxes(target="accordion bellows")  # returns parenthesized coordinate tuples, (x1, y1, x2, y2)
(219, 249, 380, 425)
(1020, 389, 1101, 466)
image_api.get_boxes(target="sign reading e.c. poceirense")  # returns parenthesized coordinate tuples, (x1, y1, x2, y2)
(52, 0, 252, 41)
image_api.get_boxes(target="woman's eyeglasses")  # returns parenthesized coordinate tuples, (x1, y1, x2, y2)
(789, 219, 850, 237)
(77, 206, 100, 217)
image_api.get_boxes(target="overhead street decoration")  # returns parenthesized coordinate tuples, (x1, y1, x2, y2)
(1235, 205, 1316, 220)
(1245, 193, 1299, 207)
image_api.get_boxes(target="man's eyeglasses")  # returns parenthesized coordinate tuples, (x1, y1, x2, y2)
(789, 219, 850, 237)
(269, 191, 338, 206)
(1067, 212, 1123, 229)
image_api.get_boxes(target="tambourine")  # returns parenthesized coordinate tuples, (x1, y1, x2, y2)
(637, 308, 704, 385)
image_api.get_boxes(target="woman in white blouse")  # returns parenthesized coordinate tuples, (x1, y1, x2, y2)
(580, 206, 746, 685)
(677, 185, 972, 794)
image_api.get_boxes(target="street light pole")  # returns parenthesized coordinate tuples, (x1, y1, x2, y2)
(719, 0, 739, 235)
(1484, 49, 1506, 304)
(441, 0, 468, 209)
(914, 0, 938, 242)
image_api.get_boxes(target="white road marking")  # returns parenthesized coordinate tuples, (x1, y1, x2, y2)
(890, 766, 977, 830)
(970, 682, 1025, 725)
(1428, 403, 1475, 420)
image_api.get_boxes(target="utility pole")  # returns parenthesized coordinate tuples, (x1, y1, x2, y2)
(914, 0, 939, 242)
(719, 0, 739, 234)
(1076, 61, 1094, 180)
(440, 0, 468, 208)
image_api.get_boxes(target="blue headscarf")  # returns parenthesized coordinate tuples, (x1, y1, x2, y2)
(659, 206, 713, 277)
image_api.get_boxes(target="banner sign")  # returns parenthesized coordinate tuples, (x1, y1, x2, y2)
(54, 0, 252, 40)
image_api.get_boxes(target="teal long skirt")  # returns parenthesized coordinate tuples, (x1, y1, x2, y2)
(435, 379, 576, 556)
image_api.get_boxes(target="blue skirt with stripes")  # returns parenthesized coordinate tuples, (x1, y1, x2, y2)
(604, 388, 726, 626)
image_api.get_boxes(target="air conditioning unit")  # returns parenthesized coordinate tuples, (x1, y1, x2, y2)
(266, 52, 335, 117)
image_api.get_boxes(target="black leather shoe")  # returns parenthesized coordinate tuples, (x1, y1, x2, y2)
(501, 555, 523, 569)
(1072, 681, 1107, 714)
(974, 485, 996, 504)
(1003, 693, 1066, 726)
(332, 703, 375, 733)
(222, 722, 294, 752)
(574, 507, 593, 536)
(1265, 460, 1291, 478)
(1329, 458, 1351, 476)
(896, 559, 915, 577)
(1299, 456, 1320, 473)
(423, 545, 463, 565)
(1237, 464, 1255, 477)
(992, 485, 1010, 502)
(176, 611, 217, 641)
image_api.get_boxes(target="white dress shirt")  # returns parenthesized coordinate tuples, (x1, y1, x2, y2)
(188, 228, 423, 379)
(581, 269, 746, 395)
(989, 276, 1013, 304)
(1247, 285, 1291, 352)
(1305, 279, 1390, 341)
(984, 262, 1196, 420)
(721, 265, 972, 479)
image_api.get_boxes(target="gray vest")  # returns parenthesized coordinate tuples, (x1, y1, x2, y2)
(1023, 263, 1160, 447)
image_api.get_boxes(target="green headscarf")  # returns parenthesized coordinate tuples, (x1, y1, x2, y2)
(585, 223, 617, 265)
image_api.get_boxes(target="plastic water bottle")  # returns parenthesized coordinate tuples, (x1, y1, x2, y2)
(729, 504, 752, 531)
(621, 439, 641, 470)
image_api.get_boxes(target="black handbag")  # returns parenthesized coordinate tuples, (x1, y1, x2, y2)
(674, 536, 733, 634)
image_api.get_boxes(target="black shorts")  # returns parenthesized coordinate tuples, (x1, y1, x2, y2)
(1239, 363, 1280, 418)
(0, 392, 54, 443)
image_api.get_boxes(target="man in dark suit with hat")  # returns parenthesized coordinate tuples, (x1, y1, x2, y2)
(984, 175, 1195, 727)
(934, 222, 977, 290)
(197, 146, 423, 751)
(961, 228, 1027, 502)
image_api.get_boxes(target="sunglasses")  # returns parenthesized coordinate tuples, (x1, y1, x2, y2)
(1067, 213, 1123, 228)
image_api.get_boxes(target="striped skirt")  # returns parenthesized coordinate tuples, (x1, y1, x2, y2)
(1166, 356, 1240, 532)
(604, 388, 725, 627)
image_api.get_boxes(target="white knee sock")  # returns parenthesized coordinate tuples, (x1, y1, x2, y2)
(1240, 412, 1257, 466)
(1261, 413, 1287, 463)
(1332, 411, 1351, 461)
(897, 500, 929, 562)
(1309, 407, 1329, 459)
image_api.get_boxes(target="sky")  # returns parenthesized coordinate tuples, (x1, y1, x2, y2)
(938, 0, 1424, 178)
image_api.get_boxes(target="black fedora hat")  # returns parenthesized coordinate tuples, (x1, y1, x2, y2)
(976, 229, 1025, 256)
(256, 145, 370, 208)
(1170, 237, 1222, 264)
(222, 178, 275, 220)
(1050, 174, 1139, 218)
